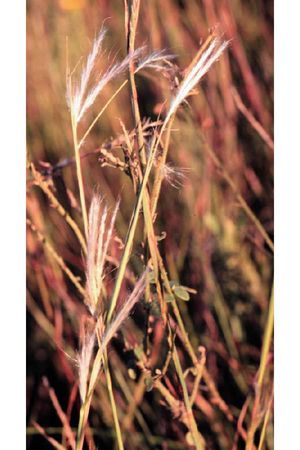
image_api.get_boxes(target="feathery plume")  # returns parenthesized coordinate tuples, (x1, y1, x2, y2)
(136, 50, 175, 72)
(165, 37, 229, 122)
(77, 330, 95, 402)
(76, 47, 144, 123)
(80, 270, 147, 403)
(67, 25, 175, 124)
(99, 270, 148, 359)
(71, 26, 107, 120)
(86, 194, 119, 316)
(161, 163, 189, 189)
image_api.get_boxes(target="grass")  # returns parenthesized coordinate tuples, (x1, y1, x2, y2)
(27, 1, 274, 449)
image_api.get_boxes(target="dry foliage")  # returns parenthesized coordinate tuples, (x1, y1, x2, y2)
(27, 1, 273, 449)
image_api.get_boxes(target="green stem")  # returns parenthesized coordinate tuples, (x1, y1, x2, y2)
(103, 351, 124, 450)
(76, 402, 88, 450)
(106, 129, 162, 323)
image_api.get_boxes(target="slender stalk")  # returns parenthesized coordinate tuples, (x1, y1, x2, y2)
(74, 31, 233, 450)
(78, 80, 128, 149)
(151, 117, 174, 217)
(103, 351, 124, 450)
(125, 12, 208, 444)
(124, 0, 168, 322)
(76, 333, 125, 450)
(75, 127, 167, 449)
(257, 392, 273, 450)
(150, 34, 216, 218)
(201, 136, 274, 253)
(190, 355, 206, 407)
(76, 402, 87, 450)
(126, 0, 146, 165)
(246, 284, 274, 450)
(232, 88, 274, 152)
(106, 142, 156, 323)
(71, 112, 89, 240)
(257, 284, 274, 389)
(172, 346, 205, 450)
(78, 66, 156, 150)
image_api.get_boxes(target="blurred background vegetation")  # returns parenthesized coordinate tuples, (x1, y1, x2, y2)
(27, 0, 273, 449)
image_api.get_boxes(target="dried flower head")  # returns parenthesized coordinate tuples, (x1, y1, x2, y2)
(85, 194, 119, 316)
(70, 26, 107, 121)
(161, 163, 189, 189)
(136, 50, 175, 73)
(67, 25, 174, 124)
(77, 329, 95, 402)
(165, 36, 229, 122)
(102, 269, 148, 348)
(78, 270, 148, 403)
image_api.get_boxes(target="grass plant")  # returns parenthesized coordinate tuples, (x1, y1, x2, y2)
(27, 1, 274, 449)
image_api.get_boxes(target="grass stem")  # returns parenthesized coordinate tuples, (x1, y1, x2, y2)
(172, 346, 205, 450)
(103, 351, 125, 450)
(71, 114, 89, 241)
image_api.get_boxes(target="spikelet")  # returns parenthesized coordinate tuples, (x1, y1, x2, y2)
(101, 269, 148, 349)
(72, 26, 107, 120)
(67, 25, 174, 124)
(85, 194, 119, 316)
(79, 270, 147, 403)
(76, 47, 144, 123)
(77, 329, 95, 402)
(165, 37, 229, 122)
(161, 163, 189, 189)
(136, 50, 175, 72)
